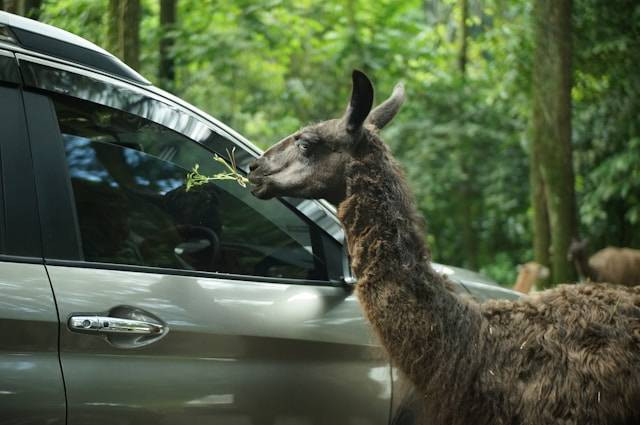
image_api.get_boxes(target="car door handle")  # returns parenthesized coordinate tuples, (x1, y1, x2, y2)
(69, 315, 164, 335)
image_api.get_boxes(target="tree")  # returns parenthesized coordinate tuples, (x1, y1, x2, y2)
(107, 0, 120, 57)
(455, 0, 480, 270)
(0, 0, 42, 19)
(529, 143, 551, 279)
(572, 0, 640, 251)
(106, 0, 140, 70)
(457, 0, 468, 75)
(120, 0, 140, 70)
(531, 0, 577, 285)
(158, 0, 177, 91)
(21, 0, 41, 19)
(1, 0, 18, 13)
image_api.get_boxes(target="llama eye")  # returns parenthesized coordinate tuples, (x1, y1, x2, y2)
(296, 140, 311, 153)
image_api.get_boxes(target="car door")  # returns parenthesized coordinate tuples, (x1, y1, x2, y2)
(20, 54, 390, 425)
(0, 49, 66, 424)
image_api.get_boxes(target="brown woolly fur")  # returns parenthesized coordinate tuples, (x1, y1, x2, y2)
(249, 70, 640, 425)
(339, 131, 640, 425)
(569, 240, 640, 286)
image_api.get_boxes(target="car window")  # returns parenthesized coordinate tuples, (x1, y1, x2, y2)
(51, 95, 330, 281)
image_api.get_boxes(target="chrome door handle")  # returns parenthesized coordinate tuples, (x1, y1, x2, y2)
(69, 315, 164, 335)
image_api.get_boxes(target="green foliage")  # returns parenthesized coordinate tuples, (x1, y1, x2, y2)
(40, 0, 106, 43)
(573, 0, 640, 249)
(186, 150, 249, 191)
(36, 0, 639, 285)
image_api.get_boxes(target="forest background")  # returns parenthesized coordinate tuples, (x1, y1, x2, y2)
(2, 0, 638, 288)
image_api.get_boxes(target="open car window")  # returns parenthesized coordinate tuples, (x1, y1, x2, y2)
(52, 94, 332, 281)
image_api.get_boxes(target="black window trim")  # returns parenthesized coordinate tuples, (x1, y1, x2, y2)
(1, 40, 149, 90)
(44, 258, 344, 287)
(0, 48, 22, 85)
(20, 56, 347, 285)
(0, 254, 43, 264)
(0, 62, 43, 259)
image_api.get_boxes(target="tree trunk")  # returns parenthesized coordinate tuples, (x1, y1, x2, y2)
(120, 0, 140, 71)
(106, 0, 140, 70)
(158, 0, 177, 91)
(2, 0, 19, 13)
(529, 139, 551, 287)
(20, 0, 41, 19)
(107, 0, 121, 57)
(457, 0, 468, 76)
(460, 180, 479, 270)
(531, 0, 577, 284)
(457, 0, 478, 270)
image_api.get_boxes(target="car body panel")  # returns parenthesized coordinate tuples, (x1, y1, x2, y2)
(432, 263, 500, 287)
(0, 261, 66, 424)
(461, 280, 521, 302)
(48, 265, 390, 425)
(18, 56, 387, 422)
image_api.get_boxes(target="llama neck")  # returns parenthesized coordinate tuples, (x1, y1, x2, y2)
(573, 250, 594, 282)
(337, 136, 487, 395)
(513, 268, 534, 293)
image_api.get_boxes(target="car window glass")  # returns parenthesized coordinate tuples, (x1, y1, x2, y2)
(52, 95, 329, 281)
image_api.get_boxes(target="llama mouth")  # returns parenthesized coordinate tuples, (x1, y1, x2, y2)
(247, 172, 264, 183)
(247, 174, 272, 199)
(249, 182, 273, 199)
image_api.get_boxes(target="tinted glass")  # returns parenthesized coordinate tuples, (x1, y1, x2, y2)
(52, 95, 329, 280)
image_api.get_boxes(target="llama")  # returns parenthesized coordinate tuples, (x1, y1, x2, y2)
(568, 239, 640, 286)
(512, 261, 549, 294)
(248, 70, 640, 424)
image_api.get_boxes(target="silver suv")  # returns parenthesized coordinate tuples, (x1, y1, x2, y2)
(0, 11, 519, 425)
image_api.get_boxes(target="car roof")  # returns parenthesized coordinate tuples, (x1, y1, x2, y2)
(0, 11, 149, 84)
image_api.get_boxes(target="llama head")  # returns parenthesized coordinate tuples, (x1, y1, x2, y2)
(567, 238, 589, 262)
(248, 70, 405, 204)
(517, 262, 550, 279)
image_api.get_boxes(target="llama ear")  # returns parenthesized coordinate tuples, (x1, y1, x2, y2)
(367, 82, 405, 130)
(344, 70, 374, 134)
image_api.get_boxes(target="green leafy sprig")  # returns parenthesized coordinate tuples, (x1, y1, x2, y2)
(186, 148, 249, 191)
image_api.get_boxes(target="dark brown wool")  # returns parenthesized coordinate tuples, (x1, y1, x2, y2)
(249, 71, 640, 425)
(340, 133, 640, 424)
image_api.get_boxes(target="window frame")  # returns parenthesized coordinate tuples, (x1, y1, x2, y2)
(20, 53, 346, 286)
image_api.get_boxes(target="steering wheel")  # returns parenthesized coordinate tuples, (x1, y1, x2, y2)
(139, 224, 221, 271)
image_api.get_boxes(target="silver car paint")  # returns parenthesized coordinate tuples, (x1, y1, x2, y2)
(0, 261, 66, 424)
(48, 265, 390, 425)
(461, 280, 522, 302)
